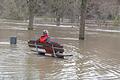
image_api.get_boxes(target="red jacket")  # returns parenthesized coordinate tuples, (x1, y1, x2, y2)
(40, 34, 49, 43)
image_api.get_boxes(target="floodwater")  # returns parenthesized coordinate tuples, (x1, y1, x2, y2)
(0, 25, 120, 80)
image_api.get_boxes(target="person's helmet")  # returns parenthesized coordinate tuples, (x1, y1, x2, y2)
(43, 30, 49, 35)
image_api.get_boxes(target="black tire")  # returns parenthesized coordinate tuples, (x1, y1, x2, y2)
(38, 52, 45, 55)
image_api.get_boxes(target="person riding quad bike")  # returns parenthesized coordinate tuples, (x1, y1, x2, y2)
(39, 30, 64, 54)
(28, 30, 64, 57)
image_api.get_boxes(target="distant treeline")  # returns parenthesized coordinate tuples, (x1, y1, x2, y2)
(0, 0, 119, 20)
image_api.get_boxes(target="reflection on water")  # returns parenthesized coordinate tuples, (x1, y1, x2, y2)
(0, 28, 120, 80)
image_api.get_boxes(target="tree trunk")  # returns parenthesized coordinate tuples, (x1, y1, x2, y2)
(56, 15, 60, 26)
(79, 0, 87, 40)
(28, 9, 34, 30)
(28, 0, 34, 30)
(61, 17, 64, 22)
(118, 0, 120, 16)
(71, 15, 75, 23)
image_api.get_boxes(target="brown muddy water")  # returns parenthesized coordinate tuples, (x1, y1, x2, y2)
(0, 26, 120, 80)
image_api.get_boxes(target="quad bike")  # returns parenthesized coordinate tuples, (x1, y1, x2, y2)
(28, 39, 64, 58)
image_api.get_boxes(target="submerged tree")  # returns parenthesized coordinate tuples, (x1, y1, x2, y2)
(26, 0, 37, 30)
(79, 0, 87, 40)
